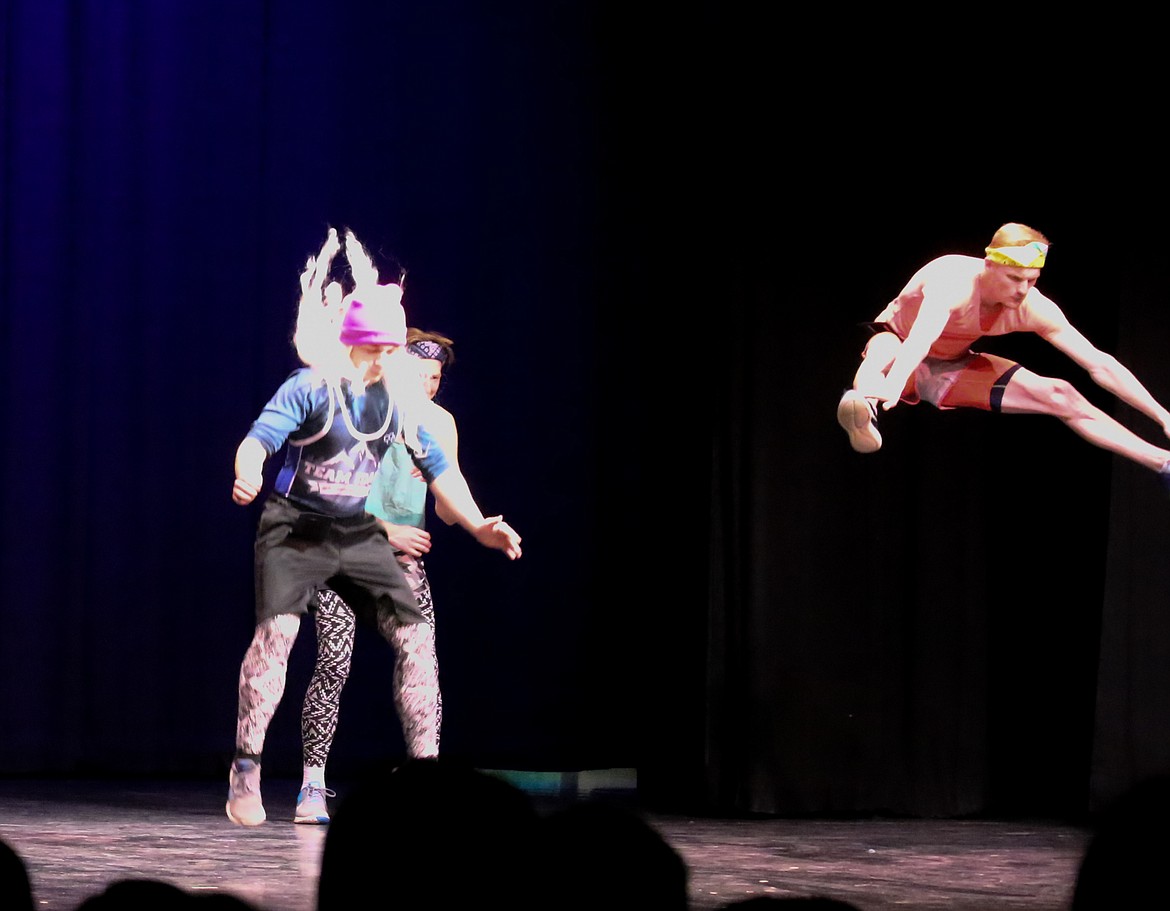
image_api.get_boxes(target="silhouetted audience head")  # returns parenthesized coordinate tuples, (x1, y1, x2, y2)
(317, 757, 541, 910)
(1, 837, 34, 911)
(1072, 773, 1170, 909)
(191, 895, 261, 909)
(75, 878, 260, 910)
(717, 898, 863, 909)
(75, 879, 193, 910)
(535, 798, 689, 910)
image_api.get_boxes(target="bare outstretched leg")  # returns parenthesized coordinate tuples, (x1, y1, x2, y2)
(1001, 368, 1170, 472)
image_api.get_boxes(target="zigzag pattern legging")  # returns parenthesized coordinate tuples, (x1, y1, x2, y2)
(301, 554, 441, 764)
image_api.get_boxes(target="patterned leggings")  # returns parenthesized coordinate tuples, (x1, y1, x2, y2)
(301, 554, 441, 764)
(235, 555, 441, 764)
(235, 613, 301, 759)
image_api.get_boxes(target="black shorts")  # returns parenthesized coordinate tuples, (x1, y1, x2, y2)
(253, 495, 423, 625)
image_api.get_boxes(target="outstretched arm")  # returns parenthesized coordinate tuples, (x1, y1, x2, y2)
(293, 228, 344, 368)
(344, 230, 380, 290)
(1037, 296, 1170, 436)
(303, 228, 341, 296)
(425, 407, 461, 526)
(428, 468, 522, 559)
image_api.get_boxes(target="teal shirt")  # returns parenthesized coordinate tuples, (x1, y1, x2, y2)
(365, 438, 427, 528)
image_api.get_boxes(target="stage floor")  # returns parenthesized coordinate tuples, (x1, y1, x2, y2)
(0, 778, 1089, 910)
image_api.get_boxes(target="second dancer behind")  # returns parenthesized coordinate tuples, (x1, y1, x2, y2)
(297, 329, 490, 824)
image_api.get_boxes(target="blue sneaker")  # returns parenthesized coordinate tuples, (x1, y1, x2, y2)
(294, 783, 335, 824)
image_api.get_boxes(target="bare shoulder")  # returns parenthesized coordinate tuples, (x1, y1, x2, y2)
(424, 401, 459, 451)
(1023, 287, 1072, 331)
(920, 254, 983, 284)
(903, 255, 983, 309)
(428, 401, 457, 431)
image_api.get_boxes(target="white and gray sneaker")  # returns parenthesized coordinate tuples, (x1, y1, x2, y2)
(294, 783, 336, 825)
(226, 758, 266, 826)
(836, 390, 882, 453)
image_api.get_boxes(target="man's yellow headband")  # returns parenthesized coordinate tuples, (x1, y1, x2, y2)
(985, 241, 1048, 268)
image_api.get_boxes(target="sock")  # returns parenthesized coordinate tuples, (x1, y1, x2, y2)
(302, 766, 325, 789)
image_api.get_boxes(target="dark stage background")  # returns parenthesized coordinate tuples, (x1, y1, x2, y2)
(3, 2, 1168, 820)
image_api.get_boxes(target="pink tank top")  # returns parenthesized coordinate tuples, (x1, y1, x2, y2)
(884, 285, 1041, 361)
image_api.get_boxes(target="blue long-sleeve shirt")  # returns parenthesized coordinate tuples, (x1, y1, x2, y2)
(247, 369, 448, 518)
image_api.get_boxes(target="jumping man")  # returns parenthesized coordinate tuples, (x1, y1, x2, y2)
(836, 222, 1170, 488)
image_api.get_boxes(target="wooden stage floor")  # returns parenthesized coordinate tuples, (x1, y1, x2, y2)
(0, 777, 1090, 910)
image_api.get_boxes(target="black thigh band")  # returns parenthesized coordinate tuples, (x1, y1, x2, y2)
(860, 320, 900, 338)
(989, 364, 1023, 412)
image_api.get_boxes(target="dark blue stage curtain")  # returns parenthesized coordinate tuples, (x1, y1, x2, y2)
(0, 0, 639, 779)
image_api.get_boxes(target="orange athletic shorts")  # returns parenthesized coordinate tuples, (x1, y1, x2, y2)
(861, 324, 1022, 412)
(904, 352, 1022, 411)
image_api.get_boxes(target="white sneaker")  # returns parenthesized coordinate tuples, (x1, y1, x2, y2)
(294, 783, 335, 825)
(836, 390, 882, 453)
(226, 758, 266, 826)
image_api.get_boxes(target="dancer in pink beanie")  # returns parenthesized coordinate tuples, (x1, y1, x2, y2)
(226, 229, 520, 826)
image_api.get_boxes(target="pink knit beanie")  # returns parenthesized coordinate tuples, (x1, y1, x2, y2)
(339, 284, 407, 347)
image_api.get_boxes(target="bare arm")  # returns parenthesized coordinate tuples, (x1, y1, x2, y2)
(428, 468, 522, 559)
(426, 407, 461, 526)
(293, 229, 343, 368)
(232, 437, 268, 505)
(305, 229, 340, 297)
(874, 293, 956, 409)
(344, 230, 380, 289)
(1035, 296, 1170, 434)
(375, 519, 432, 557)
